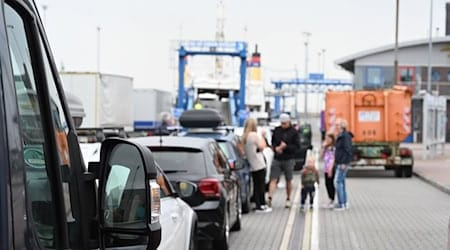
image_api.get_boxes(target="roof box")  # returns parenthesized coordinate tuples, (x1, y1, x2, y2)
(179, 109, 223, 128)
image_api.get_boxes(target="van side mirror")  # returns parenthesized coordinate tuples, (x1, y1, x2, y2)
(94, 138, 162, 250)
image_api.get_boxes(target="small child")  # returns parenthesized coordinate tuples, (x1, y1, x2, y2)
(301, 156, 320, 210)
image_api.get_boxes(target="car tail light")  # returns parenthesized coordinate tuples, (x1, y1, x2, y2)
(199, 178, 221, 197)
(399, 148, 412, 157)
(149, 180, 161, 224)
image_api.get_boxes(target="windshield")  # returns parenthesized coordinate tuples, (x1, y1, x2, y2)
(149, 147, 206, 175)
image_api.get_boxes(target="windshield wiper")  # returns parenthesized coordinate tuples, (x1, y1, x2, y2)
(163, 170, 188, 174)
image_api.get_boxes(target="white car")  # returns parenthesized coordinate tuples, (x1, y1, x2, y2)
(80, 143, 198, 250)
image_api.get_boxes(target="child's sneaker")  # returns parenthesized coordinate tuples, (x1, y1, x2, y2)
(285, 200, 292, 208)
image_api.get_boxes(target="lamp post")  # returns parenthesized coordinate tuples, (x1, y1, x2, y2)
(427, 0, 433, 93)
(96, 26, 101, 73)
(41, 4, 48, 26)
(321, 49, 326, 77)
(394, 0, 399, 86)
(303, 32, 311, 122)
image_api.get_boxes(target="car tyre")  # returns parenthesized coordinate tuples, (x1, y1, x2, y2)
(213, 214, 229, 250)
(403, 165, 413, 178)
(394, 167, 403, 178)
(232, 195, 242, 231)
(188, 224, 198, 250)
(242, 196, 250, 214)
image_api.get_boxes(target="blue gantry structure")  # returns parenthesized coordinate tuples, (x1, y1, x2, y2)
(271, 76, 353, 117)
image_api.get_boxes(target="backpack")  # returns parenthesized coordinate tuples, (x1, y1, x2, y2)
(302, 170, 316, 187)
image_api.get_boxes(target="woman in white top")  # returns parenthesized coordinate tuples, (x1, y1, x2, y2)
(243, 118, 271, 212)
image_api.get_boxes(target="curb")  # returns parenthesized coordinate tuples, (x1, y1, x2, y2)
(413, 171, 450, 195)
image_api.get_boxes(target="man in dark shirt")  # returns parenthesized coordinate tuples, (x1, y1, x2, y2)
(268, 113, 300, 208)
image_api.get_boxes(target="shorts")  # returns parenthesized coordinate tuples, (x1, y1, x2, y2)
(270, 159, 295, 181)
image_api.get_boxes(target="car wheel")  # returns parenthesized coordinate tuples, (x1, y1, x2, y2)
(232, 195, 242, 231)
(403, 165, 413, 178)
(394, 167, 403, 178)
(188, 224, 197, 250)
(242, 189, 251, 214)
(213, 214, 229, 250)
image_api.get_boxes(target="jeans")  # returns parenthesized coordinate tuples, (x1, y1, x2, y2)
(252, 168, 267, 209)
(334, 164, 349, 207)
(301, 186, 315, 205)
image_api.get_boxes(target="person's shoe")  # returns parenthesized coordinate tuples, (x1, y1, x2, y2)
(267, 198, 272, 208)
(264, 207, 272, 212)
(310, 204, 314, 210)
(334, 204, 345, 211)
(345, 202, 350, 209)
(327, 201, 335, 209)
(300, 204, 305, 210)
(285, 200, 292, 208)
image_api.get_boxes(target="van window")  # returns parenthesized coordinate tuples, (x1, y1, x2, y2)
(5, 4, 56, 248)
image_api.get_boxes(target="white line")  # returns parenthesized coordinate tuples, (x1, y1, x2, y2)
(310, 150, 320, 250)
(279, 175, 302, 250)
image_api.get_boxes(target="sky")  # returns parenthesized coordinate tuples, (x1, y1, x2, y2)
(35, 0, 450, 92)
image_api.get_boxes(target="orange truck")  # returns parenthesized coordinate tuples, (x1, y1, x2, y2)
(325, 85, 414, 177)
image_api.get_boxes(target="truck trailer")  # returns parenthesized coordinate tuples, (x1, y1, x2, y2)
(60, 72, 134, 129)
(325, 85, 414, 177)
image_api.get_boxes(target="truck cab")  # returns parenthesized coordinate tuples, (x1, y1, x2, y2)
(0, 1, 161, 249)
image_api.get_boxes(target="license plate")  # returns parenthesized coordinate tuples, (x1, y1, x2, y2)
(371, 159, 386, 165)
(401, 159, 412, 165)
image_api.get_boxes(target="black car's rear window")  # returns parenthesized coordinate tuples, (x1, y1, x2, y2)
(149, 147, 206, 175)
(218, 141, 237, 161)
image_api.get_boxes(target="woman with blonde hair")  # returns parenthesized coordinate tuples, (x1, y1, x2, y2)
(243, 118, 271, 212)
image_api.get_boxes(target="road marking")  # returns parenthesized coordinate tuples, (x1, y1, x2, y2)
(279, 174, 302, 250)
(301, 209, 312, 250)
(310, 150, 320, 250)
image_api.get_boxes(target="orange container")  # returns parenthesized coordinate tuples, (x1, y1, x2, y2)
(325, 86, 412, 143)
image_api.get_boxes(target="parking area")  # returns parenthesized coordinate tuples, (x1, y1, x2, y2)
(317, 168, 450, 250)
(194, 173, 307, 250)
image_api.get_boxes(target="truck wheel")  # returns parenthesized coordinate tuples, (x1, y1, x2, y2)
(403, 166, 413, 178)
(394, 167, 403, 178)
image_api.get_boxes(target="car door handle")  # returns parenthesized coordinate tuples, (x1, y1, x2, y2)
(171, 213, 179, 222)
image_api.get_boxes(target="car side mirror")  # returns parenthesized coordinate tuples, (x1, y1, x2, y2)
(93, 138, 162, 250)
(177, 181, 197, 198)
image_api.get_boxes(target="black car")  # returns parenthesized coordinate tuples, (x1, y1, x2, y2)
(178, 109, 253, 214)
(131, 136, 242, 250)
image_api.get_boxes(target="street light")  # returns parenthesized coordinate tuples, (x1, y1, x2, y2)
(394, 0, 399, 86)
(97, 26, 101, 73)
(321, 49, 326, 77)
(427, 0, 433, 93)
(41, 4, 48, 26)
(303, 32, 311, 122)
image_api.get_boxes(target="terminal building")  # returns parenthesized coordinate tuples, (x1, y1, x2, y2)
(336, 3, 450, 142)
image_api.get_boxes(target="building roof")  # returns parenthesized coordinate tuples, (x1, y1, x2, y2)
(336, 36, 450, 72)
